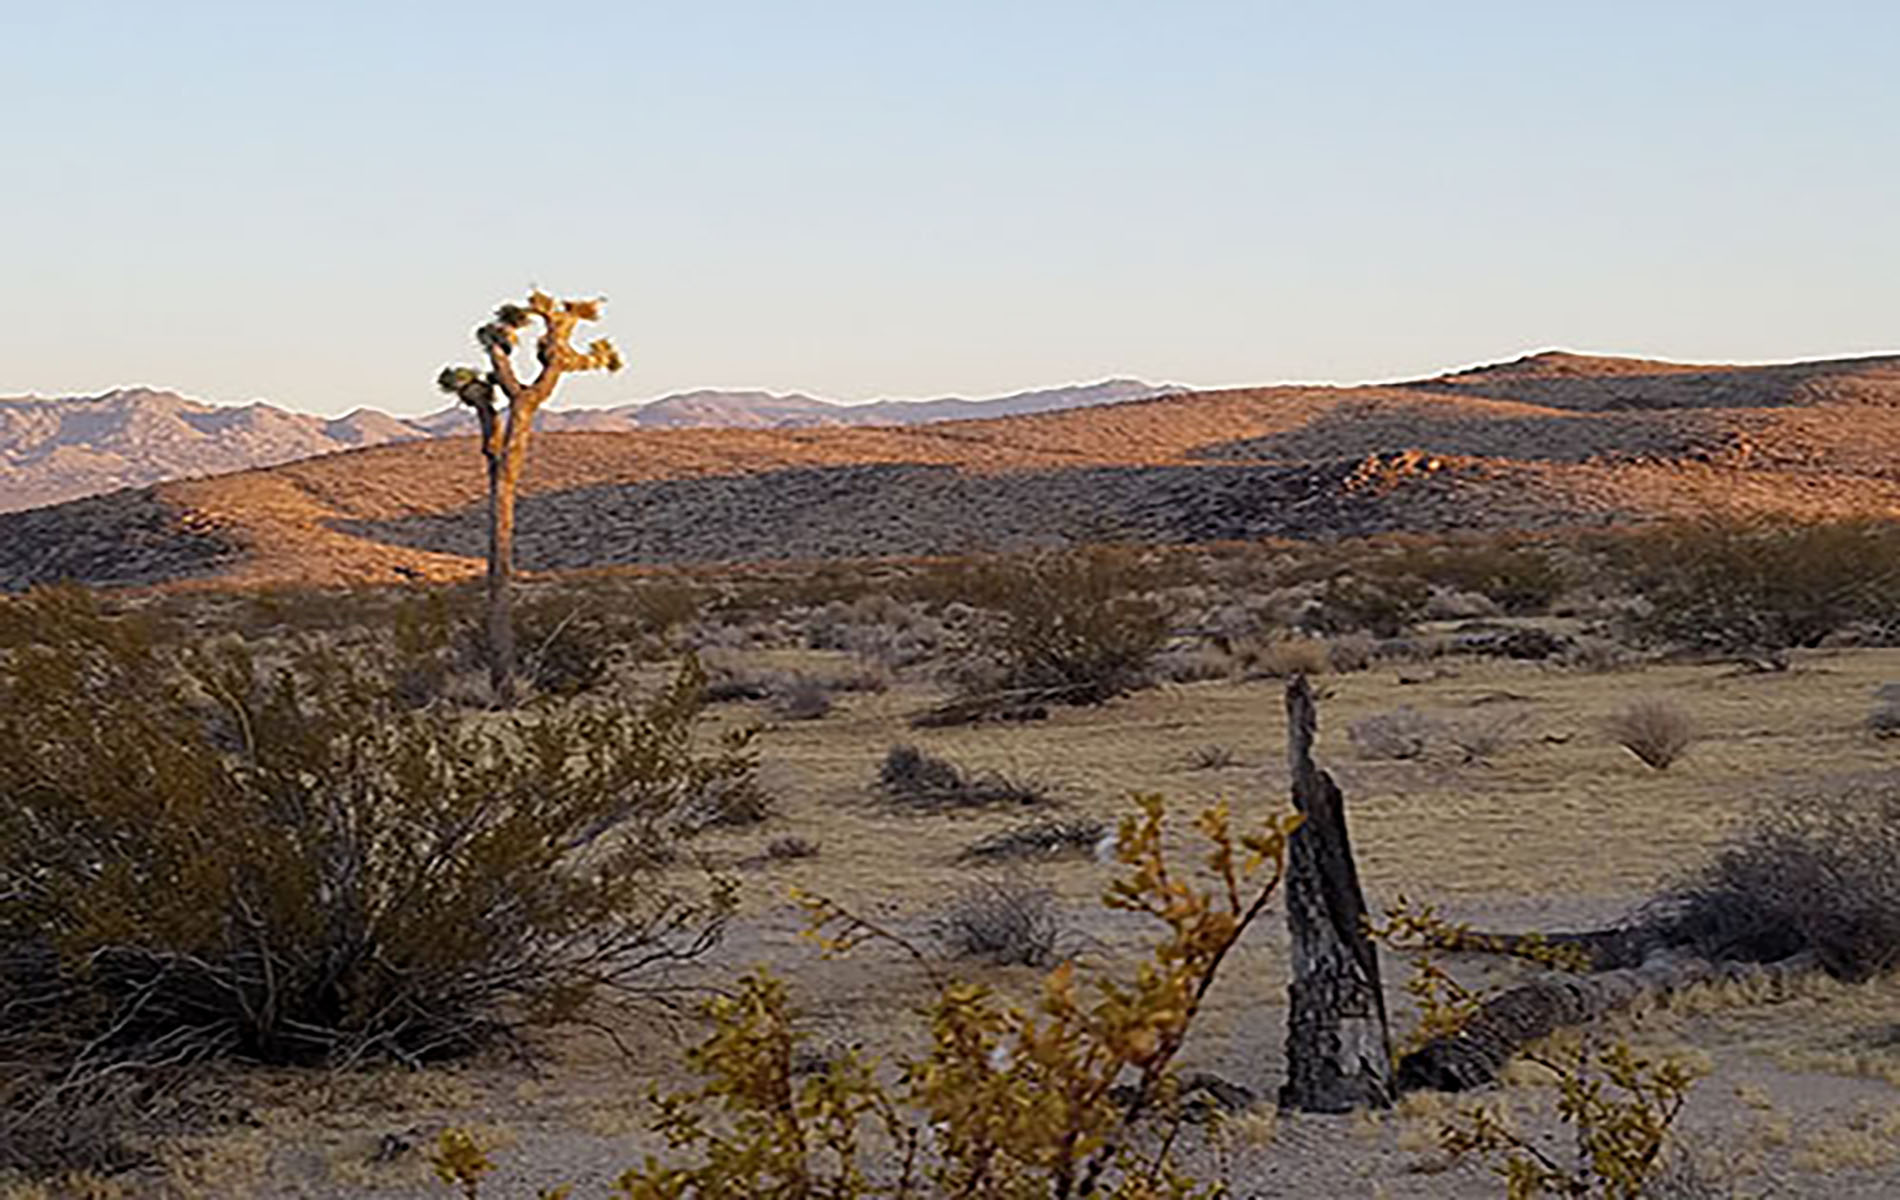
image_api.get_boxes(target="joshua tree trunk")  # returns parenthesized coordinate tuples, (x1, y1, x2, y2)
(1280, 673, 1393, 1112)
(438, 292, 623, 706)
(480, 421, 520, 705)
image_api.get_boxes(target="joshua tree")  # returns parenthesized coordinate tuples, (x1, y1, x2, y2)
(437, 291, 623, 704)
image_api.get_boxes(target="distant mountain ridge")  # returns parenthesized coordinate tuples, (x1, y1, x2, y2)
(9, 348, 1900, 592)
(0, 378, 1182, 512)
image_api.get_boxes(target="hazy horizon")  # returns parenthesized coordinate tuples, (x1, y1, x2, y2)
(7, 1, 1897, 417)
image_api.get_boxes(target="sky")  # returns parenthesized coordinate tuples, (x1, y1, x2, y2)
(4, 1, 1897, 417)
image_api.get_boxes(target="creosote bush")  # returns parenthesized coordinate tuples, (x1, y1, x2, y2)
(1619, 517, 1900, 655)
(587, 794, 1303, 1199)
(960, 547, 1170, 707)
(0, 588, 750, 1171)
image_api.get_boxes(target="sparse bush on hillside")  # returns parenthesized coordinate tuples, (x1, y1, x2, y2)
(1620, 518, 1900, 655)
(0, 588, 749, 1170)
(1640, 776, 1900, 980)
(960, 547, 1170, 707)
(1606, 698, 1697, 770)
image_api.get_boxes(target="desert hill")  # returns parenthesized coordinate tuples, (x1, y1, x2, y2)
(0, 379, 1179, 512)
(5, 350, 1900, 593)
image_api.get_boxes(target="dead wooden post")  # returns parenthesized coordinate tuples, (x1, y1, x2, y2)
(1279, 673, 1393, 1112)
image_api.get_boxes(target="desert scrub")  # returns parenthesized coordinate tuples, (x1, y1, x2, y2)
(1435, 1039, 1703, 1199)
(959, 546, 1170, 706)
(931, 877, 1066, 966)
(0, 588, 750, 1170)
(1639, 775, 1900, 980)
(1370, 902, 1703, 1198)
(1379, 540, 1567, 616)
(1618, 517, 1900, 655)
(592, 794, 1304, 1198)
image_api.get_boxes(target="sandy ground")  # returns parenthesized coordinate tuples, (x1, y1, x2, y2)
(39, 648, 1900, 1198)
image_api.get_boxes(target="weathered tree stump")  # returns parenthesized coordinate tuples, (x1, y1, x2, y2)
(1279, 674, 1393, 1112)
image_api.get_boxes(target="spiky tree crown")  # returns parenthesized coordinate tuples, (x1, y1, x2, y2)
(437, 290, 623, 412)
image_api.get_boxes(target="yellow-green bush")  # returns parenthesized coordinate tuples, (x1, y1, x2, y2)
(440, 795, 1302, 1198)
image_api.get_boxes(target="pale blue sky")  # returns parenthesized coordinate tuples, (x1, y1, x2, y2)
(5, 1, 1896, 417)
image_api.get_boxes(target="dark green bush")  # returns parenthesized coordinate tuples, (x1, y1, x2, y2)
(0, 586, 751, 1169)
(1619, 518, 1900, 654)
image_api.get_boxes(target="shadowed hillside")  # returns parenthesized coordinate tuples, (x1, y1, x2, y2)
(4, 351, 1900, 592)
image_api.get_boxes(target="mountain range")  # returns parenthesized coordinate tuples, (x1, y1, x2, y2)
(0, 379, 1180, 513)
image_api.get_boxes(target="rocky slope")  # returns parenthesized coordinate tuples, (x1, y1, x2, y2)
(0, 380, 1180, 512)
(4, 350, 1899, 592)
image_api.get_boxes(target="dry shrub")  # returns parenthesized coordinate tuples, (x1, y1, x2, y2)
(1867, 683, 1900, 737)
(1606, 697, 1697, 769)
(1327, 631, 1377, 673)
(932, 877, 1065, 966)
(1640, 777, 1900, 980)
(0, 587, 748, 1171)
(1445, 710, 1527, 765)
(959, 547, 1169, 707)
(1301, 573, 1427, 637)
(1188, 743, 1239, 771)
(1381, 541, 1567, 616)
(583, 796, 1301, 1198)
(763, 835, 819, 862)
(1243, 634, 1332, 678)
(1349, 706, 1437, 760)
(957, 818, 1107, 864)
(877, 745, 1050, 812)
(1563, 634, 1639, 673)
(769, 673, 833, 721)
(1151, 643, 1233, 684)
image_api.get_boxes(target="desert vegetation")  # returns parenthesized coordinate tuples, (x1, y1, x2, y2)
(9, 518, 1900, 1196)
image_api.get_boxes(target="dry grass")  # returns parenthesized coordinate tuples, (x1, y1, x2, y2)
(1606, 697, 1699, 769)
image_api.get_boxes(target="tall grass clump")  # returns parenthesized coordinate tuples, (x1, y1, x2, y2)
(1605, 698, 1697, 769)
(0, 588, 751, 1170)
